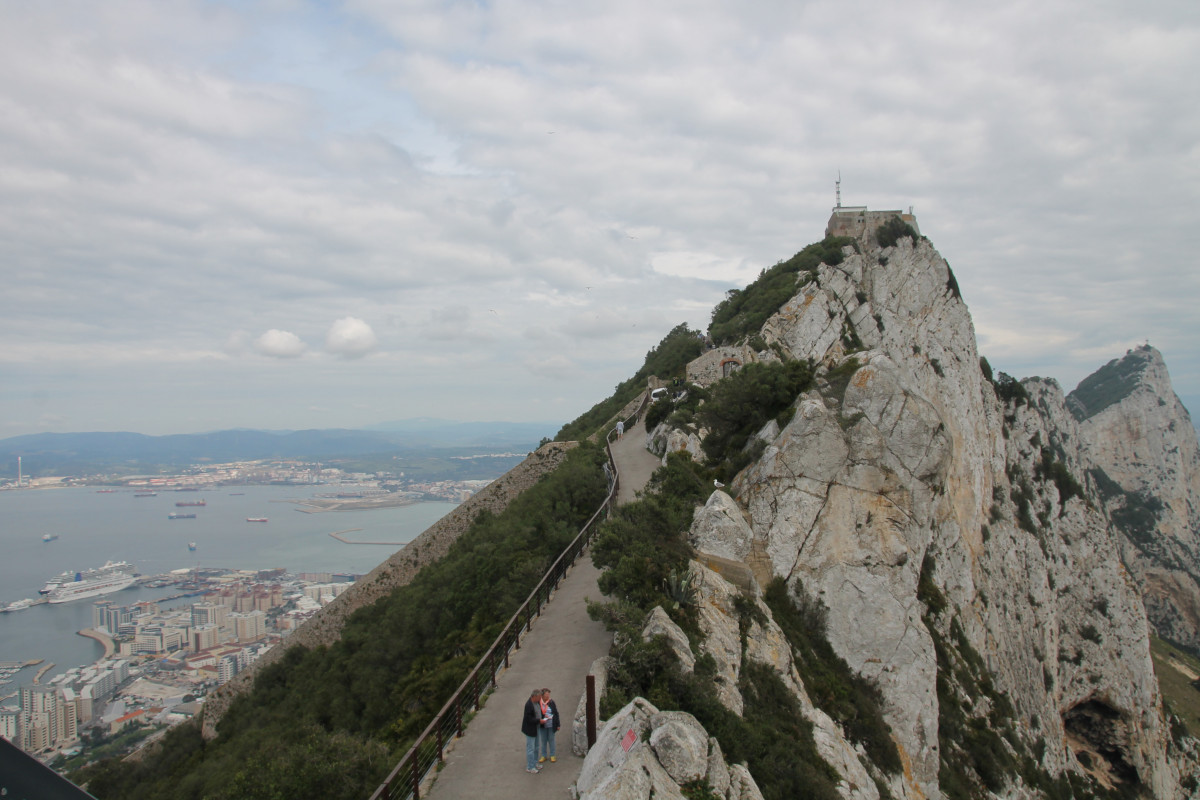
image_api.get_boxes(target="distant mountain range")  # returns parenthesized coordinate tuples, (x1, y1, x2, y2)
(0, 420, 557, 478)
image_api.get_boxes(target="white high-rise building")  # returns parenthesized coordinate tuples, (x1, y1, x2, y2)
(0, 708, 20, 743)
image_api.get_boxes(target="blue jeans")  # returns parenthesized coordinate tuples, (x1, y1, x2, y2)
(538, 725, 556, 759)
(525, 734, 538, 770)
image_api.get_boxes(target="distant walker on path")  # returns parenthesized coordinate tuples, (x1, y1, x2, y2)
(521, 689, 543, 774)
(616, 420, 624, 439)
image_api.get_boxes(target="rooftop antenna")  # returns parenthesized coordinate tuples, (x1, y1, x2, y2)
(835, 171, 842, 208)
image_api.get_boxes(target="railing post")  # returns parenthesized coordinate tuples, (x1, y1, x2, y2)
(456, 700, 464, 738)
(586, 674, 597, 750)
(437, 725, 444, 763)
(473, 673, 480, 711)
(411, 755, 420, 799)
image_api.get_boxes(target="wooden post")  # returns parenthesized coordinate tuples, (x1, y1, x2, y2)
(456, 701, 464, 738)
(410, 755, 420, 799)
(437, 726, 444, 763)
(586, 674, 597, 750)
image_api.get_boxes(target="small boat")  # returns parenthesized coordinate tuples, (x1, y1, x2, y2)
(96, 489, 117, 493)
(168, 513, 197, 520)
(42, 534, 59, 542)
(134, 492, 157, 497)
(3, 599, 33, 612)
(246, 517, 268, 523)
(175, 500, 206, 507)
(188, 542, 197, 551)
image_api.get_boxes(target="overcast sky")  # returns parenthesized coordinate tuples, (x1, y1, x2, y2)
(1, 0, 1197, 438)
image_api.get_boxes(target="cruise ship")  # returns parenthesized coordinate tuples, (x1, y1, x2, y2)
(39, 561, 136, 604)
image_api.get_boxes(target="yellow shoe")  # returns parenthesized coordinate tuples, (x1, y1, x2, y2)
(550, 757, 556, 763)
(538, 757, 546, 763)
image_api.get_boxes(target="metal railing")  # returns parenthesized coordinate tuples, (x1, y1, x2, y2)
(368, 402, 644, 800)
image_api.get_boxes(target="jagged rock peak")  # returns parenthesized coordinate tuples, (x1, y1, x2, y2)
(1067, 344, 1188, 422)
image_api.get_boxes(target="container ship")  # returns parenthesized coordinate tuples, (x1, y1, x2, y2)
(39, 561, 136, 604)
(175, 500, 207, 507)
(169, 513, 196, 520)
(246, 517, 268, 523)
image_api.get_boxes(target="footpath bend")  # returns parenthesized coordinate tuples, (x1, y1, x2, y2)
(423, 416, 660, 800)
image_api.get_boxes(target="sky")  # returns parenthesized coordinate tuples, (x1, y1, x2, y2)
(1, 0, 1198, 438)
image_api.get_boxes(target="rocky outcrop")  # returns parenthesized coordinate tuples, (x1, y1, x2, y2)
(653, 228, 1198, 797)
(648, 421, 704, 465)
(573, 698, 766, 800)
(1069, 345, 1200, 650)
(201, 441, 577, 738)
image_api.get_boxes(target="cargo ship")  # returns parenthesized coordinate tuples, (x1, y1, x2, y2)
(169, 513, 196, 520)
(246, 517, 268, 523)
(39, 561, 136, 604)
(175, 500, 207, 507)
(42, 534, 59, 542)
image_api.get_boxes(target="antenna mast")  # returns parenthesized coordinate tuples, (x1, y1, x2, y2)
(835, 171, 842, 208)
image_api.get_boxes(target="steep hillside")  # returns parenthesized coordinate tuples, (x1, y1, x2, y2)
(591, 215, 1200, 799)
(1069, 346, 1200, 652)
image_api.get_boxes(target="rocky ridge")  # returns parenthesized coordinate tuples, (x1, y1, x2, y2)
(612, 221, 1200, 799)
(1069, 345, 1200, 650)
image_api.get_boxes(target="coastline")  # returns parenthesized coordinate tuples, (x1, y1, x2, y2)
(78, 628, 116, 659)
(283, 495, 421, 513)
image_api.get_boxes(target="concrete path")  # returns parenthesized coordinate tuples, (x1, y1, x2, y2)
(423, 417, 659, 800)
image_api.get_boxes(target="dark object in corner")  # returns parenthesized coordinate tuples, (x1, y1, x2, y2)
(0, 736, 98, 800)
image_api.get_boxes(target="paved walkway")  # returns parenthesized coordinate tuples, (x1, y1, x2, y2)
(424, 416, 660, 800)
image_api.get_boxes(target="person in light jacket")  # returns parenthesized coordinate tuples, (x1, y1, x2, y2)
(537, 687, 560, 763)
(521, 689, 543, 773)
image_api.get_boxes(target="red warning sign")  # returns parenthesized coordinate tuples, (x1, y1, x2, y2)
(621, 728, 637, 753)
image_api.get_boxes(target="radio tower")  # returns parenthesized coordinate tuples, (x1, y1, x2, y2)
(835, 171, 842, 208)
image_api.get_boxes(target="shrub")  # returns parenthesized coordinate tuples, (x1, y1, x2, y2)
(709, 236, 853, 345)
(875, 216, 919, 248)
(764, 579, 902, 775)
(556, 323, 703, 441)
(698, 360, 814, 476)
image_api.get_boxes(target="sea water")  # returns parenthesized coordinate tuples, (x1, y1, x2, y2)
(0, 486, 457, 690)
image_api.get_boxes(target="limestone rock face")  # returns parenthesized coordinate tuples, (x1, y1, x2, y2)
(677, 230, 1197, 797)
(689, 491, 755, 573)
(1070, 345, 1200, 650)
(648, 421, 705, 464)
(641, 606, 695, 673)
(574, 698, 766, 800)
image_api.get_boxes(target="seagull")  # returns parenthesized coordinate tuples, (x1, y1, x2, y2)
(713, 479, 725, 488)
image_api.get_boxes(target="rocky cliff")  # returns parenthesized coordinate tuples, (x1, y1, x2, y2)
(1069, 345, 1200, 651)
(629, 219, 1200, 799)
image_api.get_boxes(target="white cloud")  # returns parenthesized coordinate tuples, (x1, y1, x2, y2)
(0, 0, 1197, 435)
(325, 317, 379, 358)
(255, 329, 306, 359)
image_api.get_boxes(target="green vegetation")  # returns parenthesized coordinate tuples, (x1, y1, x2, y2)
(1067, 346, 1152, 421)
(697, 360, 815, 482)
(589, 454, 843, 800)
(763, 579, 902, 776)
(1034, 449, 1085, 511)
(875, 216, 919, 249)
(53, 723, 159, 774)
(1149, 634, 1200, 738)
(1088, 466, 1165, 553)
(708, 236, 854, 346)
(555, 324, 704, 442)
(992, 372, 1031, 407)
(77, 443, 609, 800)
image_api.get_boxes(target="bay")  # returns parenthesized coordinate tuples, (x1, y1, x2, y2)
(0, 486, 456, 691)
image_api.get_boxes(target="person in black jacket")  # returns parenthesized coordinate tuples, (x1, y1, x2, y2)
(521, 689, 543, 773)
(537, 687, 561, 764)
